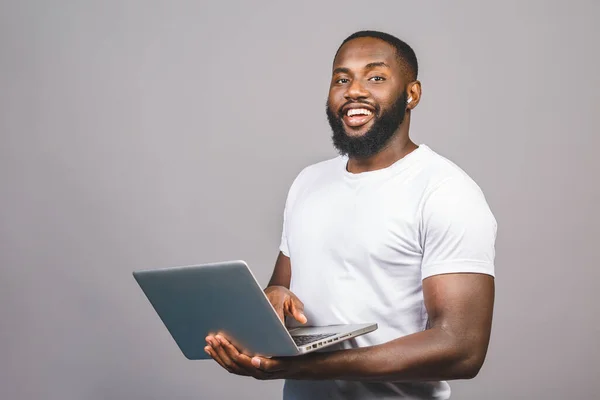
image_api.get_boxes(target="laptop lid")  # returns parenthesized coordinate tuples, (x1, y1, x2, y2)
(133, 260, 299, 359)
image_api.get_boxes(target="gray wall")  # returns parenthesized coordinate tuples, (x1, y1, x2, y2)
(1, 1, 598, 399)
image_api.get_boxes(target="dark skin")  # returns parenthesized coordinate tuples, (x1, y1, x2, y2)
(329, 36, 421, 173)
(206, 37, 495, 382)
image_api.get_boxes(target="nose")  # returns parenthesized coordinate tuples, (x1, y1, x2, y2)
(344, 79, 369, 100)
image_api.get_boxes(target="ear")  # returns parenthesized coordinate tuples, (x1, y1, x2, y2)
(406, 80, 422, 110)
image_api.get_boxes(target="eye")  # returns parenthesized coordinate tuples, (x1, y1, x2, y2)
(335, 78, 350, 84)
(368, 76, 386, 82)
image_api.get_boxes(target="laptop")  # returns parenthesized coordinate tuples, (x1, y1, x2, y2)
(133, 260, 377, 359)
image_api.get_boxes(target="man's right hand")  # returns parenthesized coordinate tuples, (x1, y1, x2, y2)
(264, 285, 307, 325)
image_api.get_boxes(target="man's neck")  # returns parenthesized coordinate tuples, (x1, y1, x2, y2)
(346, 121, 417, 174)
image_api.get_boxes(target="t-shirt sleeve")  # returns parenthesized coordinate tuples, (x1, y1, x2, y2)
(420, 177, 497, 280)
(279, 194, 291, 257)
(279, 168, 307, 258)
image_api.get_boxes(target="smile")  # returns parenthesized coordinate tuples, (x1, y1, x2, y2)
(342, 107, 375, 128)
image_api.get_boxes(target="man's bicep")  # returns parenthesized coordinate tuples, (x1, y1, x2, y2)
(423, 273, 495, 362)
(267, 251, 292, 288)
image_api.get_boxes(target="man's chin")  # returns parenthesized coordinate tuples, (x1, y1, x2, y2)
(342, 121, 373, 137)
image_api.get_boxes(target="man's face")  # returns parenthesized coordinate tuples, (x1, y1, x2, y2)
(327, 37, 408, 158)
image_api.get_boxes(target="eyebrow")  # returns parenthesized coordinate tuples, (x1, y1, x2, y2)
(365, 61, 390, 69)
(332, 62, 391, 75)
(333, 67, 351, 75)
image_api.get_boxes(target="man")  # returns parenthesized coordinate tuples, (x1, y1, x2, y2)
(205, 30, 497, 400)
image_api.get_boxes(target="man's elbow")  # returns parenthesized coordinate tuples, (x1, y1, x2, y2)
(457, 360, 483, 380)
(455, 349, 487, 380)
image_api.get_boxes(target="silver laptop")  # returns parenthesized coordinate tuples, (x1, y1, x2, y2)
(133, 260, 377, 359)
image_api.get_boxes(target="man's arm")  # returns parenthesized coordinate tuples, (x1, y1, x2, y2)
(208, 177, 496, 381)
(258, 272, 494, 381)
(262, 252, 307, 325)
(267, 252, 292, 289)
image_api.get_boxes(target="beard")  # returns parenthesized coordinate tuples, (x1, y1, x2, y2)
(326, 91, 408, 159)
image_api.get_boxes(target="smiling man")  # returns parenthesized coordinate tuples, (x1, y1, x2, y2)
(205, 30, 497, 400)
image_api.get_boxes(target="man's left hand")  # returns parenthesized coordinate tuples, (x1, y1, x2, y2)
(205, 335, 301, 380)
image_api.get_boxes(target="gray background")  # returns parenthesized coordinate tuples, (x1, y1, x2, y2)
(1, 0, 598, 399)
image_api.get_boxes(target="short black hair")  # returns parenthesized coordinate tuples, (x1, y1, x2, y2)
(336, 30, 418, 81)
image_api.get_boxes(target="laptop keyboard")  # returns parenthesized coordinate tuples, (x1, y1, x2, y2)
(292, 333, 338, 346)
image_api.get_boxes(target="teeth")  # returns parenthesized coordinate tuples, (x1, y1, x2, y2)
(347, 108, 372, 117)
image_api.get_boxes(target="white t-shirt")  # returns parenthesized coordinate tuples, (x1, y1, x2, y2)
(279, 144, 497, 400)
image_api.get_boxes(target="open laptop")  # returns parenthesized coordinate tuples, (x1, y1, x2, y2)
(133, 260, 377, 359)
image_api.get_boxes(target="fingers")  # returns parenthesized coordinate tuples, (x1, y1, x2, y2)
(265, 288, 286, 323)
(287, 296, 307, 324)
(206, 335, 288, 380)
(267, 287, 306, 324)
(205, 335, 250, 376)
(274, 305, 285, 323)
(211, 336, 236, 370)
(219, 337, 255, 370)
(205, 336, 230, 372)
(205, 338, 230, 372)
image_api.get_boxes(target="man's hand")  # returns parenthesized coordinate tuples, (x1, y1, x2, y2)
(264, 285, 307, 325)
(204, 334, 301, 380)
(204, 285, 308, 379)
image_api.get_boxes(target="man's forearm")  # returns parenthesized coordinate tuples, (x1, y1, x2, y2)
(292, 327, 485, 382)
(267, 252, 292, 288)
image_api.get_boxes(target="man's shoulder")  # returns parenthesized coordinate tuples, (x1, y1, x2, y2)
(413, 145, 492, 213)
(281, 156, 343, 204)
(292, 155, 343, 185)
(417, 145, 482, 192)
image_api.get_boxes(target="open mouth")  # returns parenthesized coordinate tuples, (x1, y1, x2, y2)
(341, 106, 375, 128)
